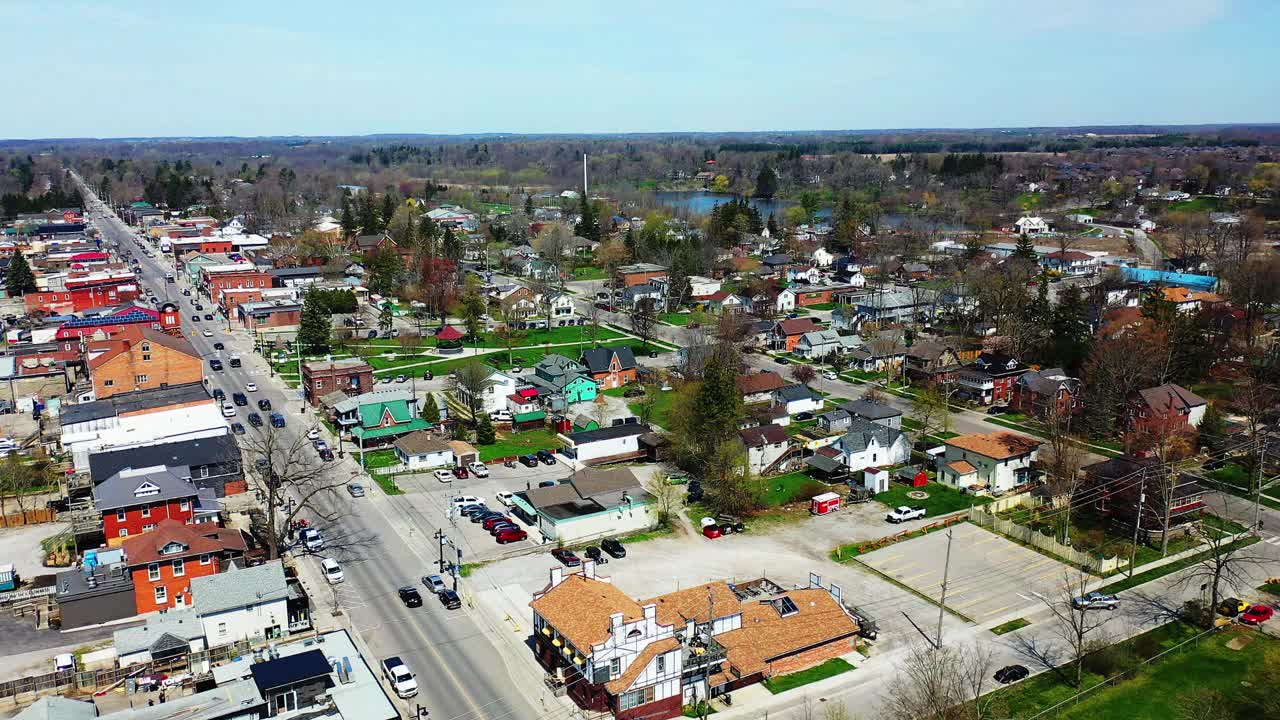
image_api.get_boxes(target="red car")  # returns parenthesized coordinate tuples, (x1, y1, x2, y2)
(550, 549, 581, 567)
(482, 515, 513, 531)
(452, 466, 469, 479)
(1241, 604, 1274, 625)
(495, 528, 527, 544)
(702, 524, 722, 539)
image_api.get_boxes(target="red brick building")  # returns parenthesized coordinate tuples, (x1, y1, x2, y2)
(954, 352, 1029, 406)
(54, 303, 182, 342)
(614, 263, 668, 288)
(88, 326, 204, 399)
(26, 272, 141, 315)
(201, 266, 273, 307)
(1010, 367, 1081, 419)
(94, 465, 213, 543)
(301, 359, 375, 405)
(123, 519, 246, 614)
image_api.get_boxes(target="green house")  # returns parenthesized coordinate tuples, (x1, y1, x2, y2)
(336, 389, 433, 447)
(529, 354, 599, 408)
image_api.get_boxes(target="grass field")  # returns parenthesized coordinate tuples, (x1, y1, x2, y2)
(475, 429, 563, 462)
(874, 481, 991, 517)
(990, 618, 1031, 635)
(762, 658, 855, 694)
(572, 266, 608, 281)
(984, 624, 1275, 720)
(1097, 536, 1260, 595)
(626, 385, 681, 429)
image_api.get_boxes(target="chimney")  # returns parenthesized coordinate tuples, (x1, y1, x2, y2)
(643, 604, 656, 621)
(610, 612, 624, 630)
(549, 566, 563, 588)
(583, 560, 596, 579)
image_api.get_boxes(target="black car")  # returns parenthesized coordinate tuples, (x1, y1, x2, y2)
(212, 388, 225, 401)
(257, 399, 272, 411)
(459, 504, 490, 518)
(209, 359, 223, 371)
(182, 289, 191, 296)
(270, 412, 286, 428)
(994, 665, 1029, 684)
(191, 314, 200, 322)
(775, 356, 791, 365)
(195, 304, 204, 311)
(986, 405, 1010, 415)
(319, 448, 334, 462)
(795, 411, 814, 421)
(585, 546, 608, 564)
(233, 392, 248, 406)
(231, 422, 246, 435)
(437, 589, 462, 610)
(247, 412, 263, 427)
(601, 538, 626, 558)
(204, 314, 213, 320)
(537, 449, 557, 465)
(398, 586, 424, 608)
(472, 511, 504, 524)
(518, 454, 539, 468)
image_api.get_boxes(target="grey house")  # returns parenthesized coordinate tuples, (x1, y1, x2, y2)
(838, 399, 903, 430)
(817, 409, 852, 433)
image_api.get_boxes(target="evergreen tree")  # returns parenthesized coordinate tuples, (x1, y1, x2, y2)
(340, 195, 356, 237)
(475, 415, 496, 445)
(5, 252, 36, 295)
(379, 192, 397, 232)
(754, 166, 779, 199)
(689, 347, 744, 457)
(766, 213, 779, 237)
(524, 194, 534, 216)
(422, 393, 441, 424)
(441, 228, 462, 262)
(1048, 285, 1091, 372)
(574, 193, 601, 243)
(357, 193, 379, 236)
(296, 289, 331, 354)
(1012, 233, 1037, 261)
(624, 226, 636, 257)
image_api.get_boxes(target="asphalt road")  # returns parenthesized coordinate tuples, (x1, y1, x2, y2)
(73, 175, 539, 720)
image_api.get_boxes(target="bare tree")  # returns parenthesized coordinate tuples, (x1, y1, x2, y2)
(0, 455, 51, 519)
(451, 361, 495, 427)
(883, 641, 996, 720)
(494, 304, 528, 367)
(646, 470, 683, 529)
(1040, 406, 1085, 544)
(1040, 570, 1111, 689)
(629, 297, 657, 350)
(584, 282, 605, 347)
(240, 425, 355, 561)
(1171, 491, 1267, 622)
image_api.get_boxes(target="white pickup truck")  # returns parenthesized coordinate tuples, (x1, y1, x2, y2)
(886, 506, 927, 523)
(382, 656, 418, 698)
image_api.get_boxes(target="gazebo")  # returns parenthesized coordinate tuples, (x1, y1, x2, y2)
(435, 324, 465, 354)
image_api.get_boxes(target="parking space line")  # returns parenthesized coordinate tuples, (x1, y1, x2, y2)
(982, 604, 1010, 618)
(900, 570, 938, 584)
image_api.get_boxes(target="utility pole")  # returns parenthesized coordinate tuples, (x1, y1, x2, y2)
(582, 154, 588, 197)
(1255, 436, 1267, 531)
(935, 528, 953, 649)
(1128, 467, 1148, 578)
(453, 547, 462, 591)
(434, 529, 447, 573)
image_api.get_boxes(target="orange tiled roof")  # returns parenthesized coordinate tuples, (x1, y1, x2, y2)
(604, 637, 680, 693)
(530, 573, 643, 654)
(945, 431, 1041, 460)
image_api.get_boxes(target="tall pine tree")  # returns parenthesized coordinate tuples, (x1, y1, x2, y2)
(296, 289, 331, 354)
(1012, 233, 1037, 261)
(6, 252, 36, 295)
(574, 193, 601, 243)
(340, 196, 356, 237)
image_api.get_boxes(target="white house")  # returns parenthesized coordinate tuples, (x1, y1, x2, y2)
(1040, 250, 1098, 276)
(557, 424, 653, 465)
(393, 431, 455, 470)
(114, 608, 207, 667)
(740, 424, 792, 475)
(773, 384, 823, 416)
(1014, 216, 1050, 236)
(538, 292, 576, 321)
(192, 561, 289, 648)
(516, 467, 657, 543)
(786, 266, 821, 285)
(775, 288, 797, 314)
(937, 431, 1041, 494)
(687, 275, 722, 297)
(794, 330, 862, 360)
(835, 417, 909, 479)
(812, 247, 836, 268)
(457, 369, 518, 415)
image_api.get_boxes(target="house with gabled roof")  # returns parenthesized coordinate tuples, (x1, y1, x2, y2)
(937, 431, 1041, 493)
(794, 329, 862, 359)
(736, 371, 787, 405)
(332, 388, 432, 447)
(739, 424, 792, 475)
(1011, 367, 1081, 419)
(122, 518, 247, 614)
(580, 345, 637, 389)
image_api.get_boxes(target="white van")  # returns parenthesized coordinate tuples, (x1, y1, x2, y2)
(321, 558, 344, 584)
(221, 403, 237, 418)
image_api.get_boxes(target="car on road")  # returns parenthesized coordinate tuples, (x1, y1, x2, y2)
(245, 382, 258, 392)
(438, 589, 462, 610)
(821, 370, 839, 380)
(994, 665, 1029, 684)
(518, 454, 539, 468)
(319, 448, 334, 461)
(204, 314, 213, 321)
(550, 549, 582, 567)
(538, 480, 557, 488)
(382, 656, 418, 699)
(422, 575, 447, 594)
(230, 422, 245, 435)
(300, 528, 324, 552)
(468, 462, 489, 477)
(270, 412, 286, 428)
(257, 399, 272, 411)
(601, 538, 626, 558)
(433, 469, 454, 483)
(212, 388, 225, 401)
(321, 558, 344, 584)
(495, 491, 514, 506)
(233, 392, 248, 406)
(247, 412, 263, 427)
(775, 356, 791, 365)
(1241, 604, 1274, 625)
(202, 330, 213, 337)
(986, 405, 1011, 415)
(585, 546, 608, 564)
(213, 342, 224, 350)
(347, 482, 365, 497)
(494, 527, 528, 543)
(380, 376, 392, 383)
(307, 427, 321, 440)
(396, 374, 407, 383)
(1071, 592, 1121, 610)
(195, 304, 204, 311)
(886, 506, 927, 523)
(209, 359, 223, 371)
(452, 466, 469, 479)
(397, 587, 423, 608)
(536, 449, 557, 465)
(191, 314, 200, 322)
(221, 403, 237, 418)
(1219, 598, 1250, 616)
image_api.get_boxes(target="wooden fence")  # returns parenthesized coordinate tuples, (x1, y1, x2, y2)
(0, 508, 56, 528)
(968, 495, 1127, 575)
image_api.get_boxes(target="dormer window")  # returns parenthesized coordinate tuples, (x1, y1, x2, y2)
(160, 541, 188, 556)
(133, 481, 161, 498)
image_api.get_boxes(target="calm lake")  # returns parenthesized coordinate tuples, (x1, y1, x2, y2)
(650, 191, 963, 230)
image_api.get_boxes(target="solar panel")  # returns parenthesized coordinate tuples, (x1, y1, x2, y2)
(772, 596, 799, 617)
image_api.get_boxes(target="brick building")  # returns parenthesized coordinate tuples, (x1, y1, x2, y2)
(614, 263, 668, 288)
(237, 299, 303, 331)
(201, 266, 273, 307)
(88, 326, 203, 399)
(93, 465, 219, 542)
(122, 519, 246, 614)
(301, 359, 375, 405)
(54, 303, 182, 341)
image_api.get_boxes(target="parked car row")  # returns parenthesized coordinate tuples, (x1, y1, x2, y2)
(1219, 597, 1274, 625)
(452, 497, 530, 544)
(550, 538, 627, 567)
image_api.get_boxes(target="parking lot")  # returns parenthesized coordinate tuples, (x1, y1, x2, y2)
(857, 522, 1073, 623)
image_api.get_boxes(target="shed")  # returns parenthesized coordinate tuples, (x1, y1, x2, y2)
(811, 492, 841, 515)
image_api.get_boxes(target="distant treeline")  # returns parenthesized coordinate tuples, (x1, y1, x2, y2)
(720, 134, 1263, 156)
(1, 187, 83, 219)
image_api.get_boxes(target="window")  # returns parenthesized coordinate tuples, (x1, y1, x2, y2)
(200, 553, 212, 565)
(218, 622, 227, 637)
(148, 563, 160, 581)
(656, 653, 666, 674)
(135, 374, 149, 383)
(140, 505, 151, 518)
(143, 523, 156, 532)
(609, 658, 621, 677)
(172, 559, 184, 577)
(618, 687, 655, 711)
(119, 529, 129, 538)
(272, 691, 298, 714)
(142, 353, 151, 362)
(116, 510, 127, 522)
(154, 586, 167, 604)
(141, 342, 151, 352)
(179, 500, 190, 512)
(104, 379, 115, 387)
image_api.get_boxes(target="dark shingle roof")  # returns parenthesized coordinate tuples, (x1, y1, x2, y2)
(580, 345, 637, 374)
(775, 384, 819, 403)
(89, 434, 239, 486)
(59, 382, 211, 426)
(566, 423, 652, 444)
(838, 399, 902, 421)
(250, 649, 331, 693)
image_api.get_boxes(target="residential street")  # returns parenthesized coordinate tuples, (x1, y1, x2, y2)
(72, 174, 547, 720)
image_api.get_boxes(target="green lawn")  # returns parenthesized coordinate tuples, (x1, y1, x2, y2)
(626, 385, 681, 429)
(358, 449, 400, 470)
(984, 624, 1275, 720)
(1259, 582, 1280, 595)
(990, 618, 1031, 635)
(1190, 381, 1234, 401)
(572, 266, 608, 281)
(1096, 536, 1261, 595)
(762, 658, 855, 694)
(371, 474, 403, 495)
(804, 302, 839, 311)
(874, 481, 991, 517)
(756, 471, 828, 508)
(996, 507, 1200, 570)
(476, 429, 563, 462)
(1166, 196, 1221, 213)
(660, 312, 693, 325)
(1016, 192, 1045, 210)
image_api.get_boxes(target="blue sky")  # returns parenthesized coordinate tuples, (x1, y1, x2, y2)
(3, 0, 1277, 138)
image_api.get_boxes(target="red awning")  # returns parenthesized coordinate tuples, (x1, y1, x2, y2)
(435, 325, 465, 341)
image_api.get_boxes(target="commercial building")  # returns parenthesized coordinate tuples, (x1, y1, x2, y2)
(512, 467, 655, 543)
(88, 326, 204, 399)
(59, 383, 227, 472)
(557, 424, 655, 465)
(301, 359, 374, 406)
